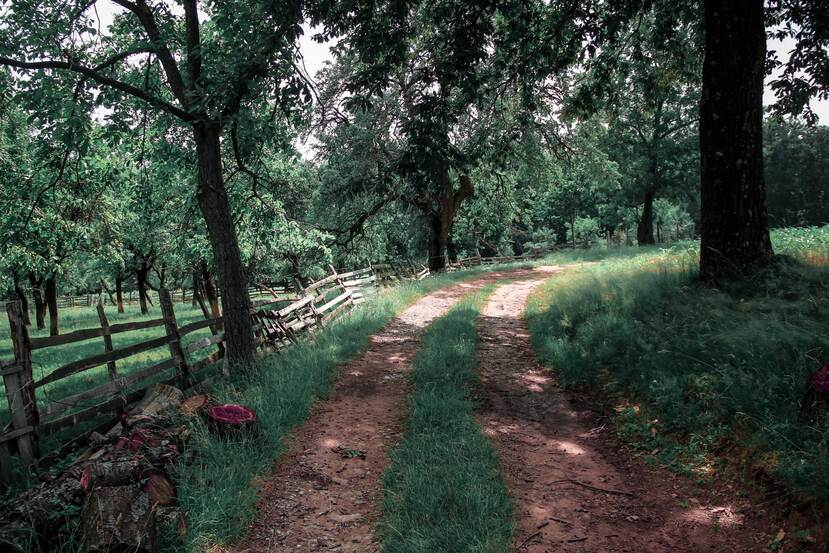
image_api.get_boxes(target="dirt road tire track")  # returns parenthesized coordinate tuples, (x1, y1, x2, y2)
(476, 272, 778, 553)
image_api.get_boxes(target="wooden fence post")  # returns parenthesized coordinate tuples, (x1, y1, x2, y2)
(159, 288, 191, 388)
(96, 298, 120, 387)
(3, 301, 39, 469)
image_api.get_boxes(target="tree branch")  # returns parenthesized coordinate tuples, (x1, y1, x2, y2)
(92, 47, 156, 72)
(182, 0, 202, 99)
(0, 56, 194, 121)
(111, 0, 188, 106)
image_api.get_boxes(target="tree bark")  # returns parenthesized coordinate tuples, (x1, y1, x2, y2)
(13, 274, 31, 326)
(28, 274, 46, 330)
(115, 274, 125, 314)
(425, 173, 474, 271)
(699, 0, 772, 280)
(45, 273, 59, 336)
(198, 259, 222, 322)
(136, 262, 151, 315)
(637, 190, 656, 245)
(193, 122, 254, 367)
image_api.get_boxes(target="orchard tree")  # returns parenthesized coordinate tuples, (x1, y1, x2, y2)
(699, 0, 828, 279)
(313, 0, 591, 270)
(0, 0, 312, 365)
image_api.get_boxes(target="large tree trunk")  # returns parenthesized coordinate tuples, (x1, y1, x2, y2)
(28, 274, 46, 330)
(699, 0, 772, 280)
(193, 122, 254, 367)
(115, 274, 125, 314)
(136, 262, 151, 315)
(427, 214, 450, 271)
(637, 190, 656, 245)
(425, 173, 474, 271)
(13, 274, 31, 326)
(45, 273, 59, 336)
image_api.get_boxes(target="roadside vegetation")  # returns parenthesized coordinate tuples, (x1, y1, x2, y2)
(526, 226, 829, 504)
(379, 287, 514, 553)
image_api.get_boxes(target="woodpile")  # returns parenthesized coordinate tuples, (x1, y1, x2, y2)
(0, 384, 194, 552)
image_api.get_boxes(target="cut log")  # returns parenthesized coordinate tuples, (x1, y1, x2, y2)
(204, 404, 258, 437)
(143, 470, 176, 507)
(179, 393, 210, 416)
(129, 384, 184, 417)
(80, 485, 156, 552)
(80, 459, 148, 493)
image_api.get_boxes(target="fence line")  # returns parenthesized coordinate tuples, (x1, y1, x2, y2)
(0, 263, 415, 485)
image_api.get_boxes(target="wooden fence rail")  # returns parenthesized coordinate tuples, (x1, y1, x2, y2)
(2, 282, 302, 312)
(0, 264, 396, 485)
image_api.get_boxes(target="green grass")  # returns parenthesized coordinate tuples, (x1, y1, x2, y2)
(526, 226, 829, 503)
(379, 287, 514, 553)
(162, 269, 511, 551)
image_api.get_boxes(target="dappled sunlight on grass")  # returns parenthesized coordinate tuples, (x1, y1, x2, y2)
(526, 227, 829, 504)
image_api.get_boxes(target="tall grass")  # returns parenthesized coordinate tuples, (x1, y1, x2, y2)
(526, 226, 829, 503)
(379, 287, 514, 553)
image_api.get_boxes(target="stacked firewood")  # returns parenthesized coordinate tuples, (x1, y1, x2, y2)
(0, 384, 257, 552)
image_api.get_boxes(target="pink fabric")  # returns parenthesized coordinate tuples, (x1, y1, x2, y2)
(208, 404, 257, 425)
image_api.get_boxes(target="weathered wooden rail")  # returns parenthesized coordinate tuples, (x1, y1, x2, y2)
(0, 264, 385, 485)
(1, 282, 301, 312)
(446, 249, 554, 269)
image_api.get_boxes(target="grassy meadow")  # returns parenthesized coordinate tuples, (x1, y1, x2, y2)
(526, 225, 829, 504)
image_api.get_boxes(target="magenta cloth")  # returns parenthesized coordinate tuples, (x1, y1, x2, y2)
(809, 363, 829, 393)
(208, 404, 257, 425)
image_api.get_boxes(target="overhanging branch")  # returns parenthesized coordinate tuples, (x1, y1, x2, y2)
(0, 56, 194, 121)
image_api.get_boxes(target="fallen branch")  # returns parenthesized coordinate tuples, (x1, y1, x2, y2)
(517, 530, 543, 550)
(549, 478, 634, 497)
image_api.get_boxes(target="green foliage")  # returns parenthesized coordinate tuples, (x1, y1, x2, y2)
(526, 228, 829, 503)
(380, 287, 514, 553)
(764, 118, 829, 228)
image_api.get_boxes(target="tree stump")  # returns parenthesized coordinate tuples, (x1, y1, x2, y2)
(179, 393, 210, 416)
(80, 486, 156, 552)
(800, 363, 829, 424)
(204, 404, 258, 438)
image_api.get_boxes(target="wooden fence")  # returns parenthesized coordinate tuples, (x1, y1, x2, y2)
(446, 251, 549, 269)
(0, 264, 385, 484)
(0, 282, 310, 312)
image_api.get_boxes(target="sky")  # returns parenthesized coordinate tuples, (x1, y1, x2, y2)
(74, 3, 829, 124)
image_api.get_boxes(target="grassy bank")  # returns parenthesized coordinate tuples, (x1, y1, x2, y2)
(526, 226, 829, 504)
(165, 270, 508, 551)
(379, 287, 514, 553)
